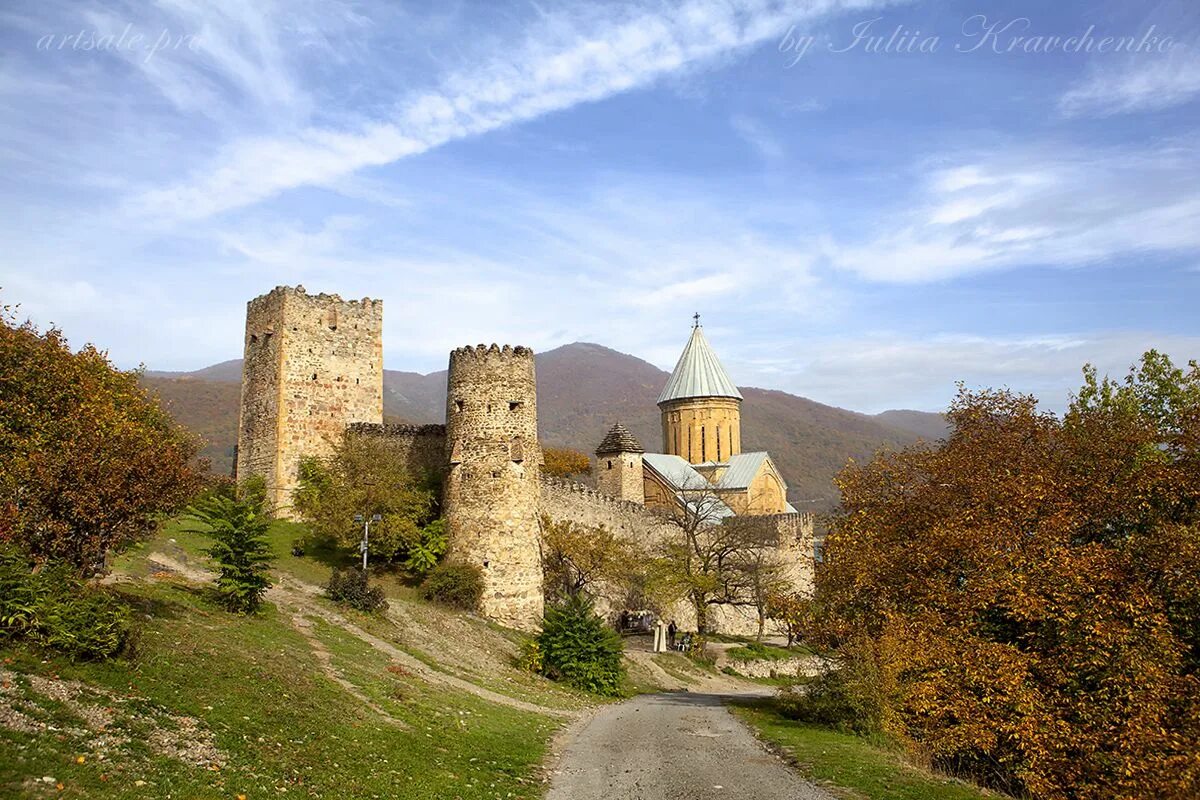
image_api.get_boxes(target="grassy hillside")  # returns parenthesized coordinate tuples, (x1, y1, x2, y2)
(0, 523, 618, 799)
(139, 343, 942, 508)
(0, 521, 1011, 800)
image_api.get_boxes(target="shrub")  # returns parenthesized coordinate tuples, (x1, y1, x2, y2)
(41, 588, 133, 660)
(0, 545, 132, 660)
(516, 639, 543, 674)
(774, 660, 883, 736)
(537, 594, 623, 696)
(326, 567, 388, 613)
(185, 493, 274, 614)
(402, 518, 447, 576)
(420, 562, 483, 610)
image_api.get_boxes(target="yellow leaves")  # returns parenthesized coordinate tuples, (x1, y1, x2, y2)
(818, 377, 1200, 799)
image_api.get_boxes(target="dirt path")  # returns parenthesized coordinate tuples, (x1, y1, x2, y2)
(144, 553, 579, 720)
(547, 691, 836, 800)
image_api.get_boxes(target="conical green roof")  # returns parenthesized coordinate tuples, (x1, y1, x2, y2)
(657, 322, 743, 404)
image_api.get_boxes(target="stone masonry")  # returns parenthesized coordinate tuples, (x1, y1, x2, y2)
(236, 286, 815, 633)
(236, 286, 383, 515)
(443, 344, 544, 631)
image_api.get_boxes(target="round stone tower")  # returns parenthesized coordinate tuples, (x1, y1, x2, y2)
(443, 344, 544, 630)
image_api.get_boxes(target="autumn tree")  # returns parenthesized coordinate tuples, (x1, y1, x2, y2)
(739, 537, 793, 641)
(652, 481, 776, 633)
(539, 514, 641, 604)
(765, 592, 809, 647)
(293, 430, 444, 573)
(814, 351, 1200, 800)
(542, 447, 592, 479)
(0, 311, 201, 574)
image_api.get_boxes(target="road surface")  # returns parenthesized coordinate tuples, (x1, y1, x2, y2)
(547, 691, 836, 800)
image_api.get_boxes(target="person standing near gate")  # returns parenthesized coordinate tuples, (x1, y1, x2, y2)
(667, 620, 677, 650)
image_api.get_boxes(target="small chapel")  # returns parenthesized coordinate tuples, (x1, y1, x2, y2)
(594, 317, 795, 517)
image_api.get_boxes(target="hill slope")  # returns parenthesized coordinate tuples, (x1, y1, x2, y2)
(141, 343, 943, 507)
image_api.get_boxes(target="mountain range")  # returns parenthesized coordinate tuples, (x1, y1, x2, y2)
(142, 342, 947, 510)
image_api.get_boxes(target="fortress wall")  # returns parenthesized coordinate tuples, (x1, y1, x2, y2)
(347, 422, 448, 478)
(539, 477, 671, 540)
(538, 478, 815, 637)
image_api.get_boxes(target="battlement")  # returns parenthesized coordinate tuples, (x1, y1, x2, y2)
(450, 343, 533, 360)
(348, 422, 447, 438)
(540, 476, 649, 516)
(757, 510, 816, 526)
(250, 284, 380, 310)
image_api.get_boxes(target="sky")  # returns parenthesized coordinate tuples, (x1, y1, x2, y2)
(1, 0, 1198, 414)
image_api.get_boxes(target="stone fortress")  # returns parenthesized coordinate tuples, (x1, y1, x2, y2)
(237, 286, 814, 632)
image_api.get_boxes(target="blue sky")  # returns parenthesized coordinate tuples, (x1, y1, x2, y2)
(2, 0, 1198, 413)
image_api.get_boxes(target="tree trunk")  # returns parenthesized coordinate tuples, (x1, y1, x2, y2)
(693, 593, 708, 634)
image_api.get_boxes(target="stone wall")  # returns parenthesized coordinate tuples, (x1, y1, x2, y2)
(537, 478, 816, 636)
(540, 476, 670, 541)
(660, 396, 742, 464)
(346, 422, 447, 479)
(443, 344, 544, 631)
(236, 286, 383, 515)
(595, 451, 645, 504)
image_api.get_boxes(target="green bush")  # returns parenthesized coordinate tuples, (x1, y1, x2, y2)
(420, 562, 483, 610)
(402, 518, 447, 576)
(326, 567, 388, 613)
(537, 594, 623, 696)
(0, 545, 132, 660)
(41, 588, 133, 659)
(774, 659, 883, 736)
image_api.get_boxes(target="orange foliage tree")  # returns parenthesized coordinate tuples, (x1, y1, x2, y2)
(0, 311, 202, 574)
(814, 351, 1200, 800)
(542, 446, 592, 478)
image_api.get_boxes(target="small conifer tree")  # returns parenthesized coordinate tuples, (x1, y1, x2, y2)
(537, 594, 624, 696)
(186, 492, 274, 613)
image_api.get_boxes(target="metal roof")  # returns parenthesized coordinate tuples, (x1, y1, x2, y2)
(714, 452, 770, 490)
(642, 453, 736, 520)
(643, 453, 709, 490)
(657, 323, 743, 404)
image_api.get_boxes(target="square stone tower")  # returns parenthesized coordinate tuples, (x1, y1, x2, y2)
(236, 286, 383, 515)
(594, 421, 645, 504)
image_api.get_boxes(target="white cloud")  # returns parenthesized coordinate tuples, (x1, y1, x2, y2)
(126, 0, 894, 222)
(744, 331, 1200, 414)
(1059, 46, 1200, 117)
(730, 114, 785, 160)
(826, 144, 1200, 283)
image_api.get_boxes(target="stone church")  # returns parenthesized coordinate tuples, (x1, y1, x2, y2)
(595, 317, 795, 520)
(236, 286, 814, 632)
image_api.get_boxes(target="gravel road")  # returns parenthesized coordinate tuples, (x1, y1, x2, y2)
(547, 691, 837, 800)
